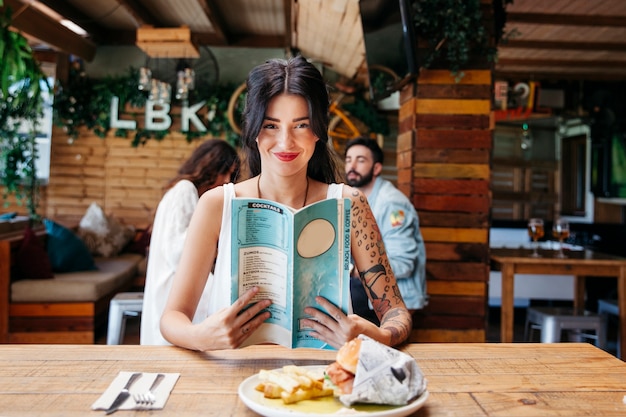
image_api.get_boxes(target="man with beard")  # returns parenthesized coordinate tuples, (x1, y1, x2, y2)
(344, 137, 427, 324)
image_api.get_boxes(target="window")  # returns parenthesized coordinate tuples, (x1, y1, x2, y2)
(12, 65, 55, 183)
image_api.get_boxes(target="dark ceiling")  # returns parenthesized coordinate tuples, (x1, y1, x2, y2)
(2, 0, 626, 81)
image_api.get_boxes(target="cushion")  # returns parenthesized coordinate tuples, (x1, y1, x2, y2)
(12, 227, 54, 280)
(11, 253, 143, 302)
(0, 211, 17, 220)
(44, 219, 98, 272)
(78, 202, 109, 235)
(124, 225, 152, 255)
(77, 203, 135, 257)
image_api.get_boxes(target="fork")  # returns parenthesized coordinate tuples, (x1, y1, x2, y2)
(133, 373, 165, 407)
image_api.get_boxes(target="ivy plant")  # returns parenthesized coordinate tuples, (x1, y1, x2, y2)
(0, 6, 48, 218)
(53, 64, 240, 148)
(412, 0, 514, 80)
(53, 63, 147, 140)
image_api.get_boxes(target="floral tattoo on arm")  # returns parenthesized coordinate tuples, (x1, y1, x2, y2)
(351, 190, 411, 344)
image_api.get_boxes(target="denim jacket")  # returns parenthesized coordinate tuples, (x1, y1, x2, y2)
(368, 177, 427, 309)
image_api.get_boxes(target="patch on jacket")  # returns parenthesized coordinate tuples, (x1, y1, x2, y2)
(390, 210, 405, 227)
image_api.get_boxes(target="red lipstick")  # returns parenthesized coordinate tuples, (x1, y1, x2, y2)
(274, 152, 299, 162)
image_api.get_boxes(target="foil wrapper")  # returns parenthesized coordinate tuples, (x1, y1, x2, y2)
(338, 335, 427, 406)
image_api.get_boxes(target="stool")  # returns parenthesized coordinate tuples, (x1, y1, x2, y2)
(524, 306, 607, 349)
(598, 299, 620, 357)
(107, 292, 144, 345)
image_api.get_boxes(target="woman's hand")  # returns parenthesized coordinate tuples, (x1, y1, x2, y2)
(301, 296, 381, 349)
(192, 286, 272, 351)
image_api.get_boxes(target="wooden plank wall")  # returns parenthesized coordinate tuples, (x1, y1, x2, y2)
(42, 126, 209, 228)
(398, 68, 493, 343)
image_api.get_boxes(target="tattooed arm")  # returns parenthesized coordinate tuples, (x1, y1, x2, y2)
(300, 185, 412, 348)
(345, 186, 413, 346)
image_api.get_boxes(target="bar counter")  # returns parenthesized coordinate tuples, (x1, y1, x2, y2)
(1, 343, 626, 416)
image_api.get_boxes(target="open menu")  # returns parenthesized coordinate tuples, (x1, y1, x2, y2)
(231, 197, 351, 349)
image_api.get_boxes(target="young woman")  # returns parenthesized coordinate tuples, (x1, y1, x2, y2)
(141, 139, 240, 345)
(160, 55, 412, 350)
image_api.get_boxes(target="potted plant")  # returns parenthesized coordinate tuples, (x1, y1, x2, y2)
(413, 0, 513, 79)
(0, 4, 48, 219)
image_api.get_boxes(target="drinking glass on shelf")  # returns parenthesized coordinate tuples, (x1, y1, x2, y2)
(527, 218, 544, 258)
(552, 218, 570, 258)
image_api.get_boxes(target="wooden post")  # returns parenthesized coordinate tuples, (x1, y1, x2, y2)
(403, 67, 493, 343)
(0, 240, 10, 343)
(401, 0, 496, 345)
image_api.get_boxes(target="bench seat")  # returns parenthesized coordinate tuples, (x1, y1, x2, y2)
(1, 228, 145, 344)
(11, 253, 143, 303)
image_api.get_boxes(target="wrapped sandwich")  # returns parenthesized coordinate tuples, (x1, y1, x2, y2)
(325, 335, 427, 406)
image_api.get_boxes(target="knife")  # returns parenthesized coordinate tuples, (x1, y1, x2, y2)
(105, 372, 142, 415)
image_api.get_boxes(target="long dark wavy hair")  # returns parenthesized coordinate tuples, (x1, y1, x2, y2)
(240, 55, 343, 183)
(165, 139, 240, 192)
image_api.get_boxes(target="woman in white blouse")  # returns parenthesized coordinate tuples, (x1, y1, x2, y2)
(140, 139, 240, 345)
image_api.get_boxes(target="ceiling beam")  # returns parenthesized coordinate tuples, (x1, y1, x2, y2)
(195, 0, 229, 44)
(102, 30, 137, 45)
(194, 33, 285, 48)
(191, 32, 228, 46)
(506, 12, 626, 27)
(117, 0, 161, 26)
(501, 39, 626, 52)
(494, 69, 626, 82)
(36, 0, 108, 42)
(283, 0, 293, 49)
(498, 58, 626, 69)
(228, 34, 286, 48)
(1, 0, 96, 61)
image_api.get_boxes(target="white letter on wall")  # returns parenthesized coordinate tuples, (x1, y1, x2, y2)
(145, 100, 172, 130)
(182, 101, 207, 132)
(109, 96, 136, 130)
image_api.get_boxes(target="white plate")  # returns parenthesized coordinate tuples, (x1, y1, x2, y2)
(238, 365, 429, 417)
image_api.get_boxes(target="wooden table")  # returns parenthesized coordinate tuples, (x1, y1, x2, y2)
(1, 343, 626, 416)
(491, 248, 626, 358)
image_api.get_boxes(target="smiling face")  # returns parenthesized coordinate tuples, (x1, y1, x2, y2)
(256, 93, 318, 176)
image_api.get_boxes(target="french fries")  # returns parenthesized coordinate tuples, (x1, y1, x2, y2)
(254, 365, 333, 404)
